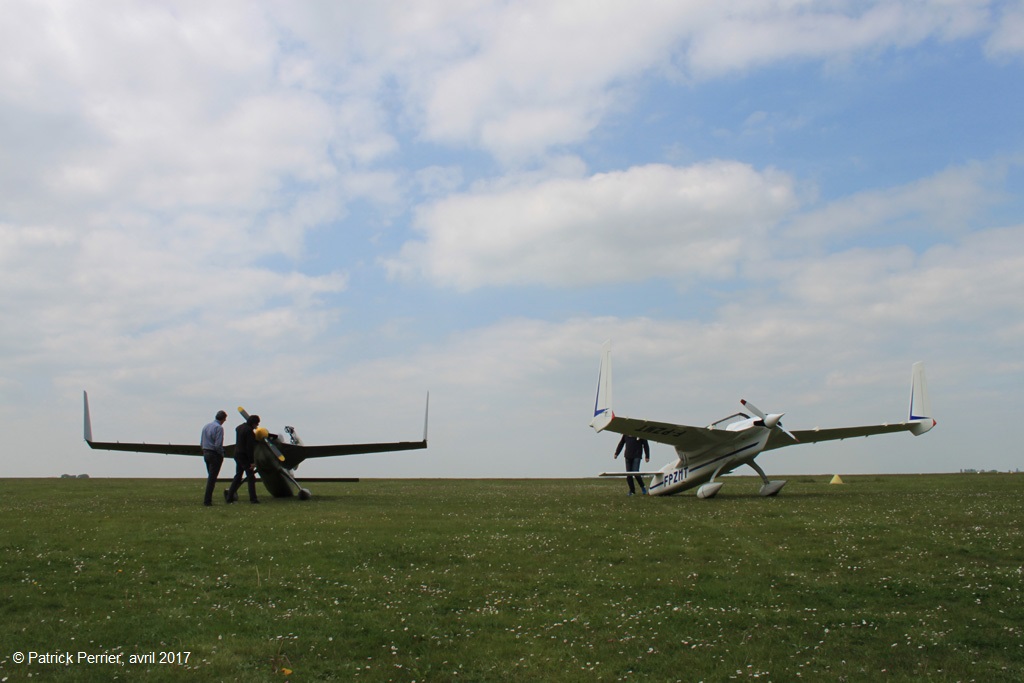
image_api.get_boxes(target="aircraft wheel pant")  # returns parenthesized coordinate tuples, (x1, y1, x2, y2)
(759, 481, 787, 497)
(696, 482, 724, 499)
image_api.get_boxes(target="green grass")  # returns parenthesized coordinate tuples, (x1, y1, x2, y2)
(2, 474, 1023, 681)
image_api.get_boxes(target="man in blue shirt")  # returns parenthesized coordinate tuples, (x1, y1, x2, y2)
(200, 410, 228, 506)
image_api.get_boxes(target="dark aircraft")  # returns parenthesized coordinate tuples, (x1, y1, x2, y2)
(83, 391, 428, 499)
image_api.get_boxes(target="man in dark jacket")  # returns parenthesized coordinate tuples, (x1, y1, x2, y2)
(614, 434, 650, 496)
(226, 414, 261, 504)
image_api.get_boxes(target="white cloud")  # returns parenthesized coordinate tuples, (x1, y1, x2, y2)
(387, 161, 798, 289)
(784, 161, 1008, 241)
(0, 1, 399, 226)
(295, 0, 996, 159)
(683, 1, 990, 78)
(986, 1, 1024, 57)
(768, 225, 1024, 333)
(4, 0, 1004, 183)
(412, 0, 692, 160)
(0, 1, 368, 405)
(269, 1, 998, 161)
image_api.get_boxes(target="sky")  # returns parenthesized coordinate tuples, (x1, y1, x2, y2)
(3, 0, 1023, 482)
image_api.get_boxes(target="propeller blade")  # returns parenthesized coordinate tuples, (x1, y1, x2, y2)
(740, 399, 765, 420)
(742, 401, 799, 441)
(264, 436, 287, 463)
(242, 406, 287, 463)
(774, 417, 799, 442)
(767, 414, 799, 441)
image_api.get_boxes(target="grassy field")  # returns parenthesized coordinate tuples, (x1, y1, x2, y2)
(1, 474, 1022, 682)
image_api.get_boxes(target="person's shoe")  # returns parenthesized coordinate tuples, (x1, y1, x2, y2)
(627, 491, 634, 496)
(250, 499, 260, 504)
(203, 501, 212, 506)
(224, 489, 234, 504)
(641, 486, 648, 495)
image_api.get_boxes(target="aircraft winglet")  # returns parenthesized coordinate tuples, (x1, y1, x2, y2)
(908, 362, 936, 435)
(83, 391, 93, 443)
(590, 341, 614, 432)
(421, 392, 430, 443)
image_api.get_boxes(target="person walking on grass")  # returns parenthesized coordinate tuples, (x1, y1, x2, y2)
(614, 434, 650, 496)
(226, 414, 261, 504)
(200, 410, 227, 506)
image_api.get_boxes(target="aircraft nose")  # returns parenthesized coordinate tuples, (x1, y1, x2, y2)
(764, 413, 784, 429)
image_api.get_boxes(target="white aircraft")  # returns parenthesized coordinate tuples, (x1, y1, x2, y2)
(590, 343, 935, 498)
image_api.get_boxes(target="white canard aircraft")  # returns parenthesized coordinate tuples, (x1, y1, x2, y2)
(590, 343, 936, 499)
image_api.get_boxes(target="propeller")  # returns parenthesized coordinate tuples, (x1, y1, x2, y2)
(240, 406, 286, 462)
(741, 399, 798, 442)
(239, 406, 310, 499)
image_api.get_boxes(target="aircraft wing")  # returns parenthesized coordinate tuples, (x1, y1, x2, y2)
(280, 392, 429, 459)
(763, 422, 921, 451)
(598, 471, 666, 477)
(83, 441, 235, 457)
(599, 414, 737, 451)
(278, 439, 427, 459)
(83, 392, 235, 457)
(84, 437, 427, 459)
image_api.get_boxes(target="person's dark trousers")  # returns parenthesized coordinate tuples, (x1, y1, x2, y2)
(227, 458, 258, 502)
(626, 456, 645, 494)
(203, 450, 224, 505)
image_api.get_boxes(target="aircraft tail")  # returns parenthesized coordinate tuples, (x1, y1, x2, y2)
(908, 362, 936, 435)
(590, 341, 614, 432)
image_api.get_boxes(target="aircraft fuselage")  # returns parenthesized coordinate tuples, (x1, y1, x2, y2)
(647, 426, 770, 496)
(253, 439, 311, 499)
